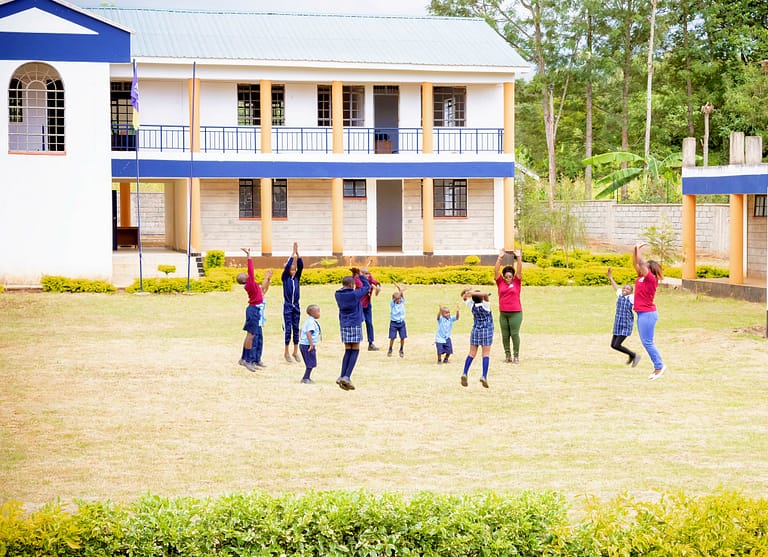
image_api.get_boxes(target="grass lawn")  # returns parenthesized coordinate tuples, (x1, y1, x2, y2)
(1, 283, 766, 508)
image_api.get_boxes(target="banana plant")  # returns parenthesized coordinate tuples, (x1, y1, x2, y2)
(583, 151, 685, 201)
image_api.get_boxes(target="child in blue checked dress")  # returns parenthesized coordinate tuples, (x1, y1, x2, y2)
(460, 288, 494, 388)
(607, 267, 641, 367)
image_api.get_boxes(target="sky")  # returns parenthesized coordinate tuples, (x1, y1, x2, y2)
(88, 0, 430, 16)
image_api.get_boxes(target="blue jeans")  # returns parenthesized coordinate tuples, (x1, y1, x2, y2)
(362, 304, 375, 344)
(636, 311, 663, 369)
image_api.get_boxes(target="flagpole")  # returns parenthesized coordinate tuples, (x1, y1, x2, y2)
(131, 59, 143, 292)
(187, 61, 196, 293)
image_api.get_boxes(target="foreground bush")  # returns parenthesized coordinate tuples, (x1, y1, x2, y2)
(1, 490, 766, 556)
(41, 275, 116, 293)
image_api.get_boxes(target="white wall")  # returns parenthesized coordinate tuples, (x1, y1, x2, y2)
(0, 61, 113, 285)
(285, 83, 319, 128)
(466, 84, 503, 128)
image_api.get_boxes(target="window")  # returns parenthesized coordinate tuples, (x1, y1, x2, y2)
(9, 78, 22, 123)
(239, 179, 288, 218)
(317, 85, 365, 126)
(434, 86, 466, 127)
(110, 81, 135, 150)
(343, 179, 367, 198)
(8, 62, 65, 152)
(755, 195, 767, 217)
(238, 84, 285, 126)
(434, 179, 467, 217)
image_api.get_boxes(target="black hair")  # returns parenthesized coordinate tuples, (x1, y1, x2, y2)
(501, 265, 515, 277)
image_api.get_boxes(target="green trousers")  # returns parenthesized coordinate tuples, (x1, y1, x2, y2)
(499, 311, 523, 358)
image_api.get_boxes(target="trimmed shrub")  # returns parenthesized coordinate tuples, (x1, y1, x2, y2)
(464, 255, 481, 266)
(157, 264, 176, 276)
(125, 277, 232, 293)
(41, 275, 116, 293)
(204, 250, 225, 270)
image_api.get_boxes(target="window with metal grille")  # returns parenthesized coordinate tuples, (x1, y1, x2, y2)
(755, 195, 766, 217)
(343, 179, 367, 198)
(238, 84, 285, 126)
(110, 81, 135, 150)
(434, 86, 466, 127)
(239, 179, 288, 218)
(317, 85, 365, 126)
(8, 63, 65, 152)
(9, 78, 22, 123)
(434, 179, 467, 217)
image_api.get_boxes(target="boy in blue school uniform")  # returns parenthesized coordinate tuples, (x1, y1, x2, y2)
(298, 304, 321, 384)
(387, 283, 408, 357)
(435, 304, 460, 364)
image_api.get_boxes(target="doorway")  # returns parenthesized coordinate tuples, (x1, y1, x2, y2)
(376, 180, 402, 250)
(374, 85, 399, 153)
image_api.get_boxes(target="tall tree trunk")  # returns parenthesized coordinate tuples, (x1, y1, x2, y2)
(644, 0, 656, 161)
(683, 0, 695, 136)
(620, 1, 632, 201)
(585, 11, 593, 199)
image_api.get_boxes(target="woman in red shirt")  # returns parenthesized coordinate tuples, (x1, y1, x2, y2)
(632, 242, 666, 380)
(494, 248, 524, 364)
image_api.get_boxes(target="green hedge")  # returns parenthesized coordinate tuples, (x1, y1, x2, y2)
(41, 275, 116, 293)
(2, 490, 766, 556)
(125, 277, 232, 294)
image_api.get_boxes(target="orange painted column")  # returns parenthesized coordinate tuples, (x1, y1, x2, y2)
(119, 182, 131, 226)
(681, 137, 696, 280)
(331, 81, 344, 256)
(260, 80, 273, 256)
(503, 81, 516, 251)
(188, 76, 201, 253)
(421, 82, 434, 255)
(729, 194, 744, 284)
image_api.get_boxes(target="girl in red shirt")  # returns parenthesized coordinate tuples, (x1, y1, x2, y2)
(632, 243, 666, 380)
(494, 248, 523, 364)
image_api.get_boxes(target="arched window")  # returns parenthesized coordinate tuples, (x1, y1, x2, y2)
(8, 63, 65, 152)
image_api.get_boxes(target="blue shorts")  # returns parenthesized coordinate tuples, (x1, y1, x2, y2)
(436, 338, 453, 355)
(243, 305, 262, 334)
(299, 343, 317, 368)
(388, 320, 407, 339)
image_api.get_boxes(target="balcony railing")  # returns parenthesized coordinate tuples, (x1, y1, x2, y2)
(111, 124, 504, 154)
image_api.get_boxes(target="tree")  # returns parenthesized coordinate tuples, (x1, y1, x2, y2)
(583, 150, 683, 202)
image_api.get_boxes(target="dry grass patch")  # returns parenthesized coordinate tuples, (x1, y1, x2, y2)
(1, 284, 766, 508)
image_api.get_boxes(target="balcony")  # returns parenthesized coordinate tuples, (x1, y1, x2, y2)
(111, 125, 505, 155)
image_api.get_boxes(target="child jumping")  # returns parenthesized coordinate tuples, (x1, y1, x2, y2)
(298, 304, 321, 384)
(435, 304, 460, 364)
(282, 242, 303, 363)
(236, 248, 272, 371)
(387, 282, 408, 357)
(460, 287, 494, 388)
(607, 267, 641, 367)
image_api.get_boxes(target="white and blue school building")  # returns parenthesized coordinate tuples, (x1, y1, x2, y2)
(0, 0, 530, 286)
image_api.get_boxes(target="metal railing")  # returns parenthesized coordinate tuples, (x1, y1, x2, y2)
(111, 124, 504, 154)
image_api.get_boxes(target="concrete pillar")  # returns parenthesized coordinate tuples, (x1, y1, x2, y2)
(423, 178, 434, 255)
(332, 81, 343, 154)
(728, 132, 744, 284)
(260, 178, 272, 256)
(260, 80, 272, 154)
(119, 182, 131, 226)
(681, 137, 697, 280)
(331, 178, 343, 256)
(503, 82, 516, 250)
(421, 83, 434, 254)
(745, 136, 763, 165)
(187, 77, 201, 254)
(421, 82, 433, 154)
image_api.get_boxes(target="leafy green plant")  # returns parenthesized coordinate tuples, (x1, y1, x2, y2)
(204, 250, 225, 270)
(41, 276, 116, 293)
(643, 218, 680, 266)
(157, 264, 176, 276)
(464, 255, 481, 266)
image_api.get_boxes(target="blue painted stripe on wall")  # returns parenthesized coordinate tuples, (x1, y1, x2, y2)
(112, 159, 516, 179)
(0, 0, 130, 62)
(0, 32, 130, 62)
(683, 174, 768, 195)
